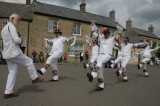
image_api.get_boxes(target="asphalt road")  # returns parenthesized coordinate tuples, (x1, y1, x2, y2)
(0, 63, 160, 106)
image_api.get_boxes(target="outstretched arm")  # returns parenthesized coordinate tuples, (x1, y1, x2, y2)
(44, 38, 53, 43)
(133, 42, 145, 48)
(85, 35, 92, 48)
(150, 46, 160, 52)
(66, 36, 76, 47)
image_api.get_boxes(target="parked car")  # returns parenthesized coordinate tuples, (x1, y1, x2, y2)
(104, 57, 117, 68)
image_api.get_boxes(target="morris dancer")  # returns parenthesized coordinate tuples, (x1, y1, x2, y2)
(111, 37, 145, 82)
(84, 37, 99, 81)
(137, 40, 160, 77)
(87, 26, 122, 91)
(37, 29, 76, 81)
(1, 13, 44, 99)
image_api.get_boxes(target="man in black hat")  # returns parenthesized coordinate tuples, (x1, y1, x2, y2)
(37, 29, 76, 81)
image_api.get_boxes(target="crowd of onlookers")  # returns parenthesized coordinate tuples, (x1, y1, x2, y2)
(0, 50, 160, 66)
(74, 50, 89, 64)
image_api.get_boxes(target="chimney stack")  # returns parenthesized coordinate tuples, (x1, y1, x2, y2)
(80, 0, 86, 13)
(33, 0, 37, 3)
(148, 24, 154, 33)
(26, 0, 31, 5)
(109, 9, 115, 20)
(126, 17, 132, 30)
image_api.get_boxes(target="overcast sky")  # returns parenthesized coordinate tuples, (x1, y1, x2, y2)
(0, 0, 160, 37)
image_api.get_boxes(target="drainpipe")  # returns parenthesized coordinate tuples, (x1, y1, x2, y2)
(27, 21, 30, 56)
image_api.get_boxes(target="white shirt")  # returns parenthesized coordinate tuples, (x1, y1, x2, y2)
(1, 22, 22, 59)
(46, 36, 67, 54)
(141, 46, 158, 58)
(98, 34, 115, 55)
(120, 43, 133, 58)
(91, 45, 99, 55)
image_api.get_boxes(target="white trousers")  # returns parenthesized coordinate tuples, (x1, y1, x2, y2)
(114, 55, 122, 68)
(46, 53, 62, 71)
(142, 57, 151, 70)
(5, 53, 38, 94)
(120, 57, 130, 68)
(96, 54, 112, 79)
(90, 54, 98, 68)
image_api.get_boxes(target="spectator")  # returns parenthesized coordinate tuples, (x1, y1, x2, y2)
(74, 50, 79, 64)
(38, 51, 44, 63)
(45, 53, 50, 60)
(85, 50, 89, 62)
(63, 52, 68, 63)
(80, 51, 84, 63)
(32, 50, 37, 63)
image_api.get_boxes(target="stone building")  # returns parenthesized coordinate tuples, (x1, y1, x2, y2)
(0, 0, 118, 60)
(125, 18, 160, 63)
(0, 0, 159, 63)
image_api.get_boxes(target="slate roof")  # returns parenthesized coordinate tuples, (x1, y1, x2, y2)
(32, 2, 117, 28)
(0, 1, 117, 28)
(132, 27, 160, 40)
(0, 1, 33, 20)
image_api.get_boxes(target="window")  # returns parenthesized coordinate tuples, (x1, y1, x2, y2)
(48, 19, 58, 32)
(2, 19, 8, 27)
(69, 43, 83, 56)
(73, 23, 81, 36)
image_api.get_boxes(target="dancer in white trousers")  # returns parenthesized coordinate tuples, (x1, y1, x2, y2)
(1, 13, 44, 99)
(37, 29, 76, 81)
(87, 27, 121, 91)
(85, 38, 99, 81)
(112, 37, 145, 82)
(111, 43, 122, 69)
(137, 40, 160, 77)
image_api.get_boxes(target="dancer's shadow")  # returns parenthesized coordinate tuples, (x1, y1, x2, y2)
(60, 76, 78, 81)
(42, 75, 78, 83)
(88, 83, 107, 94)
(17, 84, 46, 94)
(135, 73, 144, 78)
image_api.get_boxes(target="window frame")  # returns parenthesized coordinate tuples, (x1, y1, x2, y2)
(48, 19, 59, 33)
(2, 19, 8, 28)
(68, 43, 84, 57)
(72, 23, 81, 36)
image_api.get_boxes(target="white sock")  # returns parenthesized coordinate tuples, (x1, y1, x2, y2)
(86, 64, 90, 68)
(99, 82, 104, 88)
(119, 70, 122, 75)
(41, 68, 46, 74)
(91, 71, 97, 78)
(53, 75, 59, 80)
(111, 64, 114, 68)
(144, 72, 148, 76)
(123, 76, 128, 80)
(139, 64, 143, 68)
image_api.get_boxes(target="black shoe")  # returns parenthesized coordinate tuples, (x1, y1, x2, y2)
(137, 64, 140, 69)
(144, 75, 149, 77)
(143, 69, 147, 72)
(50, 79, 59, 82)
(83, 63, 87, 69)
(87, 73, 93, 82)
(36, 69, 43, 75)
(122, 79, 128, 82)
(116, 71, 120, 77)
(95, 87, 104, 91)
